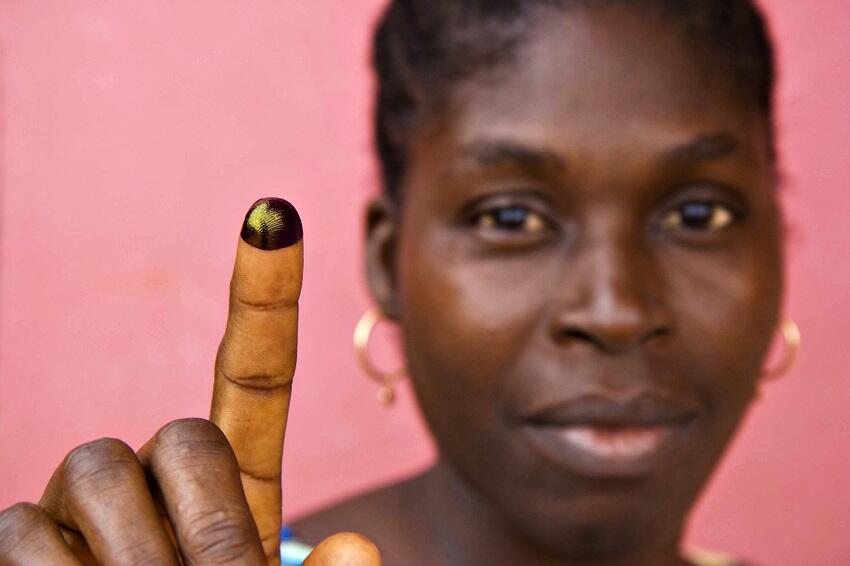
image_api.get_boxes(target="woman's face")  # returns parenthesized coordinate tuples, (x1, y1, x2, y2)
(370, 6, 782, 557)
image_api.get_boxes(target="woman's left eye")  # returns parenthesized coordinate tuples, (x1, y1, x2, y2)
(661, 201, 736, 232)
(475, 206, 548, 234)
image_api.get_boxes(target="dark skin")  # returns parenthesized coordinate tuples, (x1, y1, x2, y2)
(0, 5, 781, 566)
(295, 6, 781, 566)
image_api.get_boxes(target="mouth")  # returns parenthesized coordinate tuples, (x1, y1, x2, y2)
(518, 394, 699, 478)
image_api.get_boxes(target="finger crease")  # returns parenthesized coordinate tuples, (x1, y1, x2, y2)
(219, 370, 294, 394)
(240, 469, 281, 483)
(234, 296, 297, 312)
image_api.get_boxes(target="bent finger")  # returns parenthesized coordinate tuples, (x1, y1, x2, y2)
(0, 503, 82, 565)
(138, 418, 266, 566)
(38, 438, 178, 565)
(302, 532, 382, 566)
(210, 197, 304, 559)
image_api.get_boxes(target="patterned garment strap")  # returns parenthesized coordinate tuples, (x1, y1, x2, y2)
(278, 529, 745, 566)
(685, 547, 747, 566)
(280, 526, 313, 566)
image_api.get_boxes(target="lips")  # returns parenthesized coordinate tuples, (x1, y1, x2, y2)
(518, 392, 699, 478)
(560, 425, 672, 458)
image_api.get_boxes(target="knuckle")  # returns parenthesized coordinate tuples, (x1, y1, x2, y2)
(0, 502, 45, 532)
(0, 503, 50, 550)
(156, 418, 224, 443)
(63, 438, 137, 493)
(153, 419, 232, 463)
(180, 508, 258, 563)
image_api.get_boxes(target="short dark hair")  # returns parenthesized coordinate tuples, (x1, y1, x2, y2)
(371, 0, 776, 200)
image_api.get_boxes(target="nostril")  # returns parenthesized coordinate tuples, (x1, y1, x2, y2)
(557, 328, 601, 346)
(640, 326, 672, 345)
(554, 324, 671, 353)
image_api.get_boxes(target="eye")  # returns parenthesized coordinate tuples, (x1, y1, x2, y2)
(475, 205, 548, 234)
(661, 200, 736, 232)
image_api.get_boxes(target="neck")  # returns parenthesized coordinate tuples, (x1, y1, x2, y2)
(417, 458, 689, 566)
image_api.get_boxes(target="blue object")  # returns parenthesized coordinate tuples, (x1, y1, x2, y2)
(280, 526, 313, 566)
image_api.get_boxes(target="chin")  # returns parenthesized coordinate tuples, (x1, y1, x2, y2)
(476, 416, 717, 558)
(496, 479, 687, 561)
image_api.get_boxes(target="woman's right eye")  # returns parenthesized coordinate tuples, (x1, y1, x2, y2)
(473, 205, 548, 234)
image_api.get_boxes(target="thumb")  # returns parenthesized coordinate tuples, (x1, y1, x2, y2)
(302, 532, 382, 566)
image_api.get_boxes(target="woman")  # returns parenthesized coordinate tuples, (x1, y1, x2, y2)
(0, 0, 797, 565)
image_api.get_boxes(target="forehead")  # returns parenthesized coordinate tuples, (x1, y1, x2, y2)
(435, 5, 764, 159)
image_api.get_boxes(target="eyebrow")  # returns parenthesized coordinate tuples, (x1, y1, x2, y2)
(455, 139, 567, 174)
(661, 133, 741, 166)
(453, 133, 740, 175)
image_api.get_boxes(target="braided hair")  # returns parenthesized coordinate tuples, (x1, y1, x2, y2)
(371, 0, 776, 200)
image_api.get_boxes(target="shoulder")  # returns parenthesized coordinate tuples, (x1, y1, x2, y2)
(289, 471, 431, 561)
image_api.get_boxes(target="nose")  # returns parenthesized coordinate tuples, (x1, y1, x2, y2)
(548, 235, 671, 354)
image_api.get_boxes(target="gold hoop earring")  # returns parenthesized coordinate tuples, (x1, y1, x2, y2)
(354, 307, 407, 406)
(762, 317, 801, 381)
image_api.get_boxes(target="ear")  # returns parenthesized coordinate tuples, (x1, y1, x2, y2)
(364, 195, 402, 320)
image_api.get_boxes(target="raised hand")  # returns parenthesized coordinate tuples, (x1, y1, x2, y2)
(0, 198, 380, 566)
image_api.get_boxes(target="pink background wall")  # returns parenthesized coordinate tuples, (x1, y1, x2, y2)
(1, 2, 847, 564)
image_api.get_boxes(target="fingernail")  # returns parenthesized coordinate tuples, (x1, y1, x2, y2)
(241, 198, 303, 250)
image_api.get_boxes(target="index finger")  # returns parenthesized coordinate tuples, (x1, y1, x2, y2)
(211, 197, 304, 563)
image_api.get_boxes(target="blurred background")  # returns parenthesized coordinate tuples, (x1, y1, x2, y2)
(0, 2, 847, 564)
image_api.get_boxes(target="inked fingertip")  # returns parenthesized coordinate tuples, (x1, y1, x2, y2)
(241, 197, 303, 250)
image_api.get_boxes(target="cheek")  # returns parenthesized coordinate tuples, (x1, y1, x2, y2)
(665, 237, 782, 407)
(396, 226, 560, 411)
